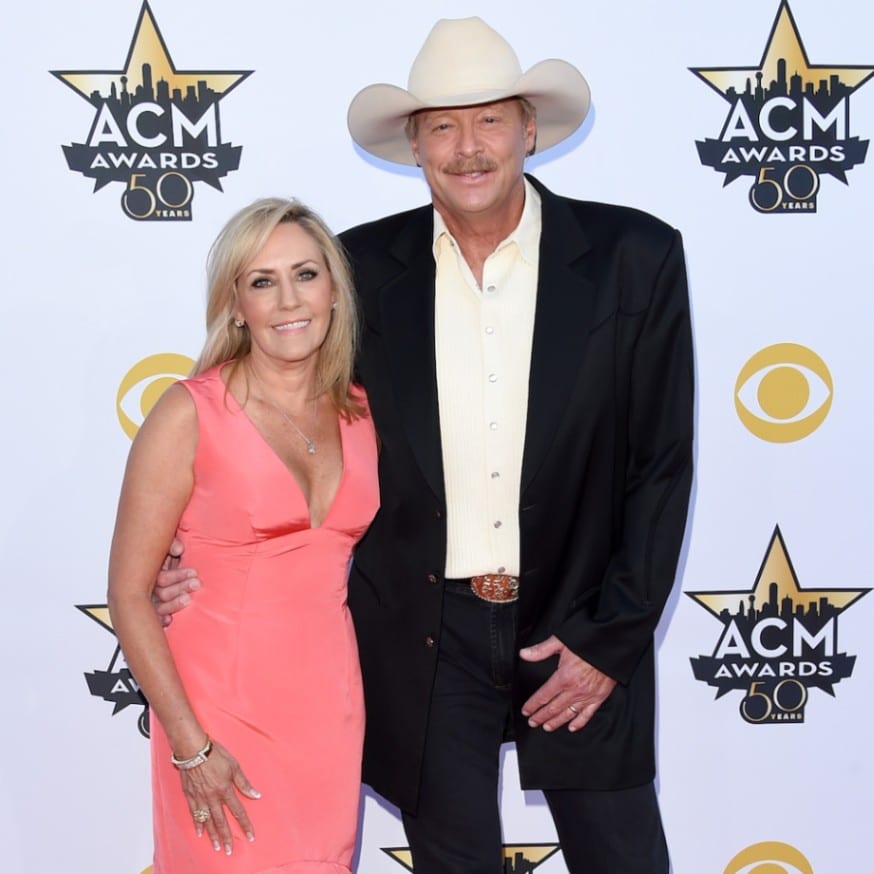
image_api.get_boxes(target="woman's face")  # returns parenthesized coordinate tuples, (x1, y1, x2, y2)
(234, 221, 335, 370)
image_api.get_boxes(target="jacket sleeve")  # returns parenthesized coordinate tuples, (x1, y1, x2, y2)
(556, 229, 694, 685)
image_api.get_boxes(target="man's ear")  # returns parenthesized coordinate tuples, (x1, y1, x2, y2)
(525, 117, 537, 157)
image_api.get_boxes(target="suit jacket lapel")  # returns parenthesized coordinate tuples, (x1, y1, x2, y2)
(379, 208, 446, 505)
(521, 177, 597, 493)
(371, 180, 597, 503)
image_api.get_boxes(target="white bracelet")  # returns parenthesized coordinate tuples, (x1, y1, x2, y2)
(171, 736, 213, 770)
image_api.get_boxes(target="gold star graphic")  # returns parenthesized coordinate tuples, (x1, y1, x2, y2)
(51, 2, 250, 104)
(76, 604, 115, 634)
(687, 526, 869, 619)
(690, 0, 874, 99)
(383, 845, 560, 871)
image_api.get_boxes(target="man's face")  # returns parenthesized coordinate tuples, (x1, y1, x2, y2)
(409, 99, 536, 226)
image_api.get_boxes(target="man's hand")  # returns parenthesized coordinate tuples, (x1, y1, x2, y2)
(519, 635, 617, 732)
(153, 538, 201, 626)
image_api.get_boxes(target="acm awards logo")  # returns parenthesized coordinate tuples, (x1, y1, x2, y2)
(79, 353, 193, 734)
(688, 527, 869, 723)
(384, 845, 560, 872)
(691, 0, 874, 213)
(52, 2, 251, 220)
(77, 604, 150, 738)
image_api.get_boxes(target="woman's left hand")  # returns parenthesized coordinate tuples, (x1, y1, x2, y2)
(179, 739, 261, 855)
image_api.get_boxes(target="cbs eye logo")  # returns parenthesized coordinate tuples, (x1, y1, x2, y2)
(735, 343, 832, 443)
(116, 353, 194, 439)
(724, 841, 813, 874)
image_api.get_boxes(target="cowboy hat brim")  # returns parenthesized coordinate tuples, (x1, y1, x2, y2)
(347, 58, 591, 165)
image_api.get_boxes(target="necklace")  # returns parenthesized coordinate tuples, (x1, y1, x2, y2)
(247, 362, 318, 455)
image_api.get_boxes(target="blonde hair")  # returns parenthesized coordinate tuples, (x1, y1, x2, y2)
(192, 198, 363, 418)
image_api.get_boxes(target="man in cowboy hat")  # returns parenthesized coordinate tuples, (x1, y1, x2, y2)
(339, 16, 693, 874)
(156, 16, 693, 873)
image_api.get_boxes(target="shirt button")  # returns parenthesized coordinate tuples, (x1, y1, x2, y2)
(427, 574, 438, 584)
(494, 520, 502, 528)
(498, 566, 506, 573)
(425, 636, 436, 648)
(486, 285, 496, 293)
(485, 326, 495, 335)
(488, 373, 497, 383)
(489, 422, 498, 430)
(490, 471, 500, 479)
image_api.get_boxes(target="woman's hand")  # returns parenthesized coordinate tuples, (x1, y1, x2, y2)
(179, 740, 261, 855)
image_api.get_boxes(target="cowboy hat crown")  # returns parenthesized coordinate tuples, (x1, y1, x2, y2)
(347, 17, 591, 165)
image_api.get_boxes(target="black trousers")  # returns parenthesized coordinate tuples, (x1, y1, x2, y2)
(401, 582, 669, 874)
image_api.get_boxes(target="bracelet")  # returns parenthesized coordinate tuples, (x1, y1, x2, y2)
(171, 736, 213, 770)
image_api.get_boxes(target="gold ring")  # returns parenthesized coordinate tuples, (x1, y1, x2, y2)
(193, 808, 210, 824)
(568, 704, 579, 715)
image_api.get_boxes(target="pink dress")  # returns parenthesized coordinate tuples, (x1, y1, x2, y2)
(150, 366, 379, 873)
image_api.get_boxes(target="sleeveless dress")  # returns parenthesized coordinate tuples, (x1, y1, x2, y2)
(150, 366, 379, 873)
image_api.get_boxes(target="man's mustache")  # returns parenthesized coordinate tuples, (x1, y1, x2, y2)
(441, 157, 499, 174)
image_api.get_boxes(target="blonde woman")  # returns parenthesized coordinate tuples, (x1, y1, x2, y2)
(108, 198, 378, 873)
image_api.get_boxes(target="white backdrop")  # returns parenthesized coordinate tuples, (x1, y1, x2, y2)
(2, 1, 872, 872)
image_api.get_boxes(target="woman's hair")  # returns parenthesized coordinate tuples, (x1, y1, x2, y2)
(192, 197, 363, 418)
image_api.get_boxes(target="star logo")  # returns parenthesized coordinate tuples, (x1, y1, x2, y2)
(687, 527, 870, 723)
(691, 1, 874, 104)
(384, 844, 560, 872)
(77, 604, 150, 737)
(52, 4, 248, 107)
(688, 526, 867, 620)
(690, 0, 874, 212)
(51, 2, 252, 220)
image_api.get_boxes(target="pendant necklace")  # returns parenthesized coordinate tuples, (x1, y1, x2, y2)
(247, 362, 318, 454)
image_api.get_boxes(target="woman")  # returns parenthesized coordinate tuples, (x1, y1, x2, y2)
(108, 198, 378, 873)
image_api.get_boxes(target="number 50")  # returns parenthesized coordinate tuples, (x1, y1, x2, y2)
(749, 164, 819, 212)
(122, 172, 193, 220)
(740, 679, 807, 723)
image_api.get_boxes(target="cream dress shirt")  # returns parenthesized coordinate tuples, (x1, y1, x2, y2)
(433, 180, 542, 578)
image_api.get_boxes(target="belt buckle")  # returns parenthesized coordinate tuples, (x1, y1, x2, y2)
(470, 574, 519, 603)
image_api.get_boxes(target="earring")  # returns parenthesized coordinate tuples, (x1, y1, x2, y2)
(234, 318, 245, 328)
(331, 301, 338, 310)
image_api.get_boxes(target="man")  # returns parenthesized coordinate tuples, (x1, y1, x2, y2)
(158, 17, 693, 873)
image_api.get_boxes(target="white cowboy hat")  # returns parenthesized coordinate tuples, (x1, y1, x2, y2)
(347, 17, 591, 165)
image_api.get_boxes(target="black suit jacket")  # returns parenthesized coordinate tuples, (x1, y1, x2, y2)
(340, 175, 694, 814)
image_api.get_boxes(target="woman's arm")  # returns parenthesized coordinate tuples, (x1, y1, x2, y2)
(107, 384, 258, 855)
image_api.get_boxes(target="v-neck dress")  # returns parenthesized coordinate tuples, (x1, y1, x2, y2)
(150, 365, 379, 873)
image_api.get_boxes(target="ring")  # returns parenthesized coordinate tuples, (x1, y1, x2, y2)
(193, 808, 210, 824)
(568, 704, 579, 714)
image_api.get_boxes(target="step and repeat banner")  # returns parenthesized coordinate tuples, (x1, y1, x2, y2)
(2, 0, 871, 871)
